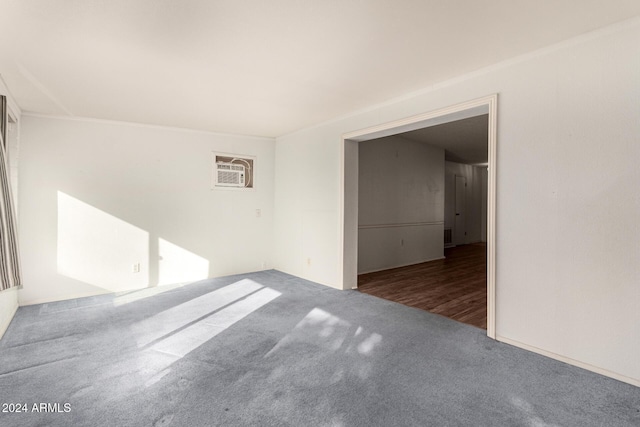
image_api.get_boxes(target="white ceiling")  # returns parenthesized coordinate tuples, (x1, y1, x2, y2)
(1, 1, 639, 137)
(400, 115, 489, 165)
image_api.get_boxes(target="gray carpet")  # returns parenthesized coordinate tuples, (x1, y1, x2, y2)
(0, 270, 638, 426)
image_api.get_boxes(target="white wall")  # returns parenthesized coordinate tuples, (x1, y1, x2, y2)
(444, 161, 487, 245)
(358, 136, 444, 273)
(18, 116, 275, 305)
(0, 77, 20, 338)
(0, 287, 19, 336)
(274, 20, 640, 384)
(6, 113, 20, 213)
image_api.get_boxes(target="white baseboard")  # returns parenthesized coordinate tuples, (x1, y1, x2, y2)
(0, 300, 19, 339)
(496, 335, 639, 388)
(358, 256, 446, 276)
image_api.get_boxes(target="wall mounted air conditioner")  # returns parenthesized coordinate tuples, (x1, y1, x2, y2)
(215, 162, 245, 187)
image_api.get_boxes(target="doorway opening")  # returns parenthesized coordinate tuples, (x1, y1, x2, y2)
(340, 95, 497, 338)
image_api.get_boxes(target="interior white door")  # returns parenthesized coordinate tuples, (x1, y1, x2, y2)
(454, 175, 466, 245)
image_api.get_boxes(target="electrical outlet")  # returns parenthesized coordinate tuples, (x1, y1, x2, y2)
(256, 209, 261, 218)
(132, 262, 141, 273)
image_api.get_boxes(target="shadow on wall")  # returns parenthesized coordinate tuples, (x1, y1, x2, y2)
(56, 191, 209, 293)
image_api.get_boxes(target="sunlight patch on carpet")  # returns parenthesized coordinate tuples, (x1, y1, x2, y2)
(131, 279, 263, 347)
(264, 307, 383, 364)
(150, 286, 280, 358)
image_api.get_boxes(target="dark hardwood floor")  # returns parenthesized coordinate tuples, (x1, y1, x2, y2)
(357, 243, 487, 329)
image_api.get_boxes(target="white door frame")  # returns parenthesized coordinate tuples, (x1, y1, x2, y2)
(339, 94, 498, 338)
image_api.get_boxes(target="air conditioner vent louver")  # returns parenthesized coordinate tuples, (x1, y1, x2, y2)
(217, 164, 244, 172)
(215, 162, 245, 187)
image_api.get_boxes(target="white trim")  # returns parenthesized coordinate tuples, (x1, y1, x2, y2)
(486, 95, 498, 339)
(497, 335, 640, 388)
(338, 140, 345, 289)
(340, 94, 498, 339)
(358, 256, 446, 276)
(21, 112, 275, 142)
(359, 221, 444, 230)
(343, 103, 488, 142)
